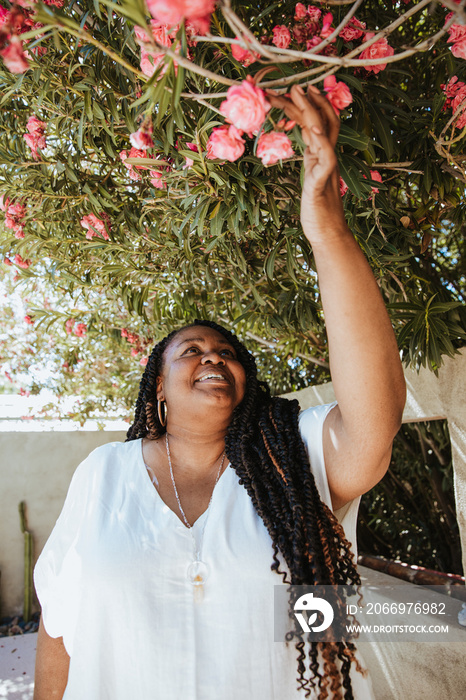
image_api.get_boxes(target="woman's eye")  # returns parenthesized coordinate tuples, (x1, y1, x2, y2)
(221, 349, 235, 357)
(184, 346, 199, 354)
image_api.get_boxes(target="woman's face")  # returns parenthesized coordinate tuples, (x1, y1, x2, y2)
(156, 326, 247, 422)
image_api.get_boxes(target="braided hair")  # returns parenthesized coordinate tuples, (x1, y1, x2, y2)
(126, 319, 364, 698)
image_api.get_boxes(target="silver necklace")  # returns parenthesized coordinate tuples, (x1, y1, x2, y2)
(165, 433, 226, 603)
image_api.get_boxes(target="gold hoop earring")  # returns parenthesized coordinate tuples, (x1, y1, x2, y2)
(157, 400, 167, 427)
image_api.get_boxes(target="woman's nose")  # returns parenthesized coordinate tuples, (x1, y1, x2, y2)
(201, 351, 225, 364)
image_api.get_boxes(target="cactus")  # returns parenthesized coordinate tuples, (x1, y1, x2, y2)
(18, 502, 33, 623)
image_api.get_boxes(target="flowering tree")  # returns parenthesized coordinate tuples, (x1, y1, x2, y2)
(1, 0, 466, 414)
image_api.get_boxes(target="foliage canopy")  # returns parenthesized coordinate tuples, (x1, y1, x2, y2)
(1, 0, 466, 417)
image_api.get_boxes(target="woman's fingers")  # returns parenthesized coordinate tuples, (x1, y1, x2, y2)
(306, 85, 340, 148)
(288, 85, 325, 136)
(266, 92, 305, 127)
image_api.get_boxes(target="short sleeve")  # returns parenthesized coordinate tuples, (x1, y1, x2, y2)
(298, 403, 361, 556)
(33, 453, 95, 655)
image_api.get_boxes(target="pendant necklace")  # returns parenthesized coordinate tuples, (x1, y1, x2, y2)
(165, 433, 226, 604)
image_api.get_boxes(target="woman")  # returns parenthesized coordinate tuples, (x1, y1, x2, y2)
(33, 85, 406, 699)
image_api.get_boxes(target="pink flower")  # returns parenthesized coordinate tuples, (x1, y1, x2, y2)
(206, 125, 245, 162)
(339, 17, 366, 42)
(80, 213, 110, 240)
(24, 314, 33, 324)
(183, 157, 194, 168)
(323, 76, 352, 115)
(121, 328, 128, 338)
(220, 78, 271, 135)
(140, 356, 149, 367)
(74, 322, 87, 337)
(307, 7, 321, 23)
(294, 3, 307, 20)
(26, 115, 46, 137)
(451, 39, 466, 60)
(339, 177, 348, 197)
(232, 38, 259, 67)
(149, 170, 166, 188)
(65, 318, 75, 334)
(131, 348, 139, 357)
(5, 202, 26, 237)
(186, 142, 199, 152)
(358, 34, 394, 74)
(13, 254, 31, 269)
(130, 123, 154, 150)
(370, 170, 382, 192)
(256, 132, 294, 166)
(119, 147, 148, 180)
(135, 21, 175, 78)
(320, 12, 335, 41)
(0, 38, 29, 74)
(272, 25, 291, 50)
(146, 0, 215, 26)
(3, 257, 12, 266)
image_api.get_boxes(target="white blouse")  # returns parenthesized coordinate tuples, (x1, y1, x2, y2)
(34, 403, 374, 699)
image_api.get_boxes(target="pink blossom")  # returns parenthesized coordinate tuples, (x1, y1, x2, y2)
(186, 142, 199, 152)
(323, 75, 352, 115)
(451, 39, 466, 60)
(232, 39, 259, 67)
(358, 34, 394, 74)
(24, 314, 33, 324)
(339, 177, 348, 197)
(121, 328, 128, 338)
(446, 15, 466, 46)
(146, 0, 215, 26)
(80, 213, 110, 240)
(183, 157, 194, 168)
(220, 78, 271, 135)
(119, 147, 148, 181)
(130, 123, 154, 150)
(320, 12, 335, 41)
(74, 322, 87, 337)
(294, 3, 307, 20)
(131, 348, 139, 357)
(5, 202, 26, 237)
(185, 15, 211, 37)
(140, 356, 149, 367)
(272, 25, 291, 50)
(307, 6, 321, 23)
(13, 254, 31, 269)
(256, 132, 294, 166)
(306, 36, 321, 51)
(26, 115, 46, 138)
(0, 37, 29, 73)
(149, 170, 166, 188)
(206, 125, 245, 162)
(339, 17, 366, 42)
(369, 169, 382, 193)
(65, 318, 75, 334)
(0, 6, 9, 25)
(3, 257, 12, 266)
(135, 21, 175, 78)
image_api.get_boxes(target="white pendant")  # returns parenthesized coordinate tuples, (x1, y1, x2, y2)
(187, 560, 210, 604)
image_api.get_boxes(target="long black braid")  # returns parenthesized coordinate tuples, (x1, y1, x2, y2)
(126, 319, 364, 698)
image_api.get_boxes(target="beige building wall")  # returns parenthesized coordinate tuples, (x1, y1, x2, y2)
(0, 430, 126, 617)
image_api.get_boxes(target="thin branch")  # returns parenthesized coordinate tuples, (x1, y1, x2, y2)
(244, 331, 329, 369)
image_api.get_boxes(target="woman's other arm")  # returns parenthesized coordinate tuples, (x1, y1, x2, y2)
(268, 85, 406, 510)
(34, 617, 70, 700)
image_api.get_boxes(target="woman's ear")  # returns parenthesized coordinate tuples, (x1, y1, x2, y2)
(156, 375, 164, 402)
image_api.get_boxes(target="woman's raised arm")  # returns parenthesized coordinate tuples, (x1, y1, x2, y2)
(268, 85, 406, 510)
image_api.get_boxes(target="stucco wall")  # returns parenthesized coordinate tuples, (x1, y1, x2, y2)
(0, 430, 126, 617)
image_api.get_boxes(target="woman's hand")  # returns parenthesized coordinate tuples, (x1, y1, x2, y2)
(267, 84, 348, 245)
